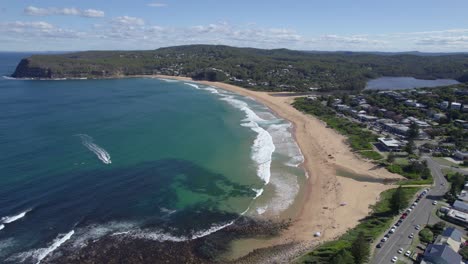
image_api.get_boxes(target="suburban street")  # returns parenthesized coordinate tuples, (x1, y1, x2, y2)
(372, 157, 449, 264)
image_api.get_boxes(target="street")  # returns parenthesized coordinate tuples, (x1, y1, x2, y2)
(371, 157, 449, 264)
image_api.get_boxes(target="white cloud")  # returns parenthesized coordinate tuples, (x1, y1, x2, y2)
(0, 21, 83, 39)
(147, 3, 167, 7)
(24, 6, 105, 18)
(112, 16, 145, 26)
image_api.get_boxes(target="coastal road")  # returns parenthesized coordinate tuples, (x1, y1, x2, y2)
(372, 157, 449, 264)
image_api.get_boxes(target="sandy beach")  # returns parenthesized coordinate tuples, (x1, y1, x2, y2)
(150, 75, 403, 261)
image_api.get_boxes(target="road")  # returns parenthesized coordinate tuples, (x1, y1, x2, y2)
(371, 157, 449, 264)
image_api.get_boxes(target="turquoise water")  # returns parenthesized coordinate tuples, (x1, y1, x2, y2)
(0, 53, 305, 263)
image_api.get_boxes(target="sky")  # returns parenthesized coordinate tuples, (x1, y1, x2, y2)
(1, 0, 468, 52)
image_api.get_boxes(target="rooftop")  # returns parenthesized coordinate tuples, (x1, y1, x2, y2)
(441, 227, 463, 242)
(378, 137, 401, 148)
(423, 244, 462, 264)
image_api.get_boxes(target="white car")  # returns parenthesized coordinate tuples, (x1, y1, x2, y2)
(397, 248, 403, 254)
(389, 228, 396, 234)
(432, 201, 438, 205)
(405, 250, 411, 257)
(415, 225, 421, 230)
(409, 233, 414, 239)
(391, 256, 398, 263)
(381, 237, 388, 242)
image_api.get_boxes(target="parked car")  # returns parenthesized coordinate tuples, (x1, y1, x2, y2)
(398, 248, 403, 254)
(381, 237, 388, 242)
(389, 228, 396, 234)
(376, 243, 383, 248)
(391, 256, 398, 263)
(409, 233, 414, 239)
(415, 225, 421, 230)
(405, 250, 411, 257)
(432, 201, 438, 205)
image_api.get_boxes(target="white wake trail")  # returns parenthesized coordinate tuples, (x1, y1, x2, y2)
(77, 134, 112, 164)
(1, 209, 32, 224)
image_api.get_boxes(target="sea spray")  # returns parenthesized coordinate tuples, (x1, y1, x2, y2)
(76, 134, 112, 164)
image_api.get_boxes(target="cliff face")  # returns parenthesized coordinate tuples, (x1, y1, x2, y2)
(12, 58, 52, 78)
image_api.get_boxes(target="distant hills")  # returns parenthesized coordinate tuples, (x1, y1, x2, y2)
(11, 45, 468, 91)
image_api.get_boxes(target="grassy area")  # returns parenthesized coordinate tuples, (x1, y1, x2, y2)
(293, 98, 378, 154)
(398, 179, 433, 186)
(359, 150, 384, 160)
(295, 187, 419, 264)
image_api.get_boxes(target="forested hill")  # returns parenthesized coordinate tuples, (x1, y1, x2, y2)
(11, 45, 468, 91)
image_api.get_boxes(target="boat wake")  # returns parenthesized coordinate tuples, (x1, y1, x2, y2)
(76, 134, 112, 164)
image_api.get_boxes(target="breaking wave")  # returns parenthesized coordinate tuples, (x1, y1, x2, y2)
(76, 134, 112, 164)
(220, 95, 275, 184)
(184, 83, 200, 89)
(8, 230, 74, 264)
(0, 224, 4, 231)
(1, 209, 32, 224)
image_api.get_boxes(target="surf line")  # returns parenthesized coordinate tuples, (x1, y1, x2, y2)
(76, 134, 112, 164)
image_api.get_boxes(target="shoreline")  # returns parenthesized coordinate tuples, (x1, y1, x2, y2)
(148, 75, 404, 260)
(8, 74, 404, 262)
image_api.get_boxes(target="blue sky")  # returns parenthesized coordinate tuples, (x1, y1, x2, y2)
(1, 0, 468, 51)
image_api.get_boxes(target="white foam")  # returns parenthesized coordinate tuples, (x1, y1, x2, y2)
(184, 82, 200, 89)
(0, 224, 4, 231)
(159, 78, 178, 83)
(71, 222, 136, 248)
(190, 221, 234, 239)
(10, 230, 74, 264)
(267, 123, 304, 167)
(202, 87, 219, 94)
(220, 95, 275, 184)
(1, 209, 31, 224)
(76, 134, 112, 164)
(160, 207, 177, 215)
(252, 188, 264, 199)
(267, 171, 300, 214)
(2, 76, 16, 80)
(256, 206, 268, 215)
(35, 230, 74, 264)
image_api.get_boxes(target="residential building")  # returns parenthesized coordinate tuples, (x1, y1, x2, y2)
(440, 101, 449, 110)
(378, 137, 403, 151)
(446, 209, 468, 226)
(421, 244, 462, 264)
(357, 114, 378, 122)
(453, 201, 468, 213)
(454, 151, 468, 161)
(435, 227, 465, 252)
(451, 102, 462, 111)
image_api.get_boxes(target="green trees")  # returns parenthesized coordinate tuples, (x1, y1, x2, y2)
(331, 249, 355, 264)
(350, 232, 370, 264)
(390, 186, 405, 213)
(419, 228, 434, 243)
(408, 123, 419, 140)
(459, 246, 468, 260)
(449, 172, 466, 196)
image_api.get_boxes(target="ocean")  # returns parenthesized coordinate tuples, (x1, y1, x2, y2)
(0, 53, 305, 263)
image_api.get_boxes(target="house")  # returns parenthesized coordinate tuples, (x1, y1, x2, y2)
(435, 227, 465, 252)
(421, 244, 462, 264)
(383, 123, 410, 136)
(440, 101, 449, 110)
(454, 151, 468, 161)
(432, 113, 447, 121)
(458, 191, 468, 203)
(451, 102, 462, 111)
(357, 114, 378, 122)
(463, 105, 468, 113)
(446, 209, 468, 226)
(378, 137, 403, 151)
(454, 120, 468, 129)
(453, 201, 468, 213)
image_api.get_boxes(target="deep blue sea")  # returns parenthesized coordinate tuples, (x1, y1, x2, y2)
(0, 53, 305, 263)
